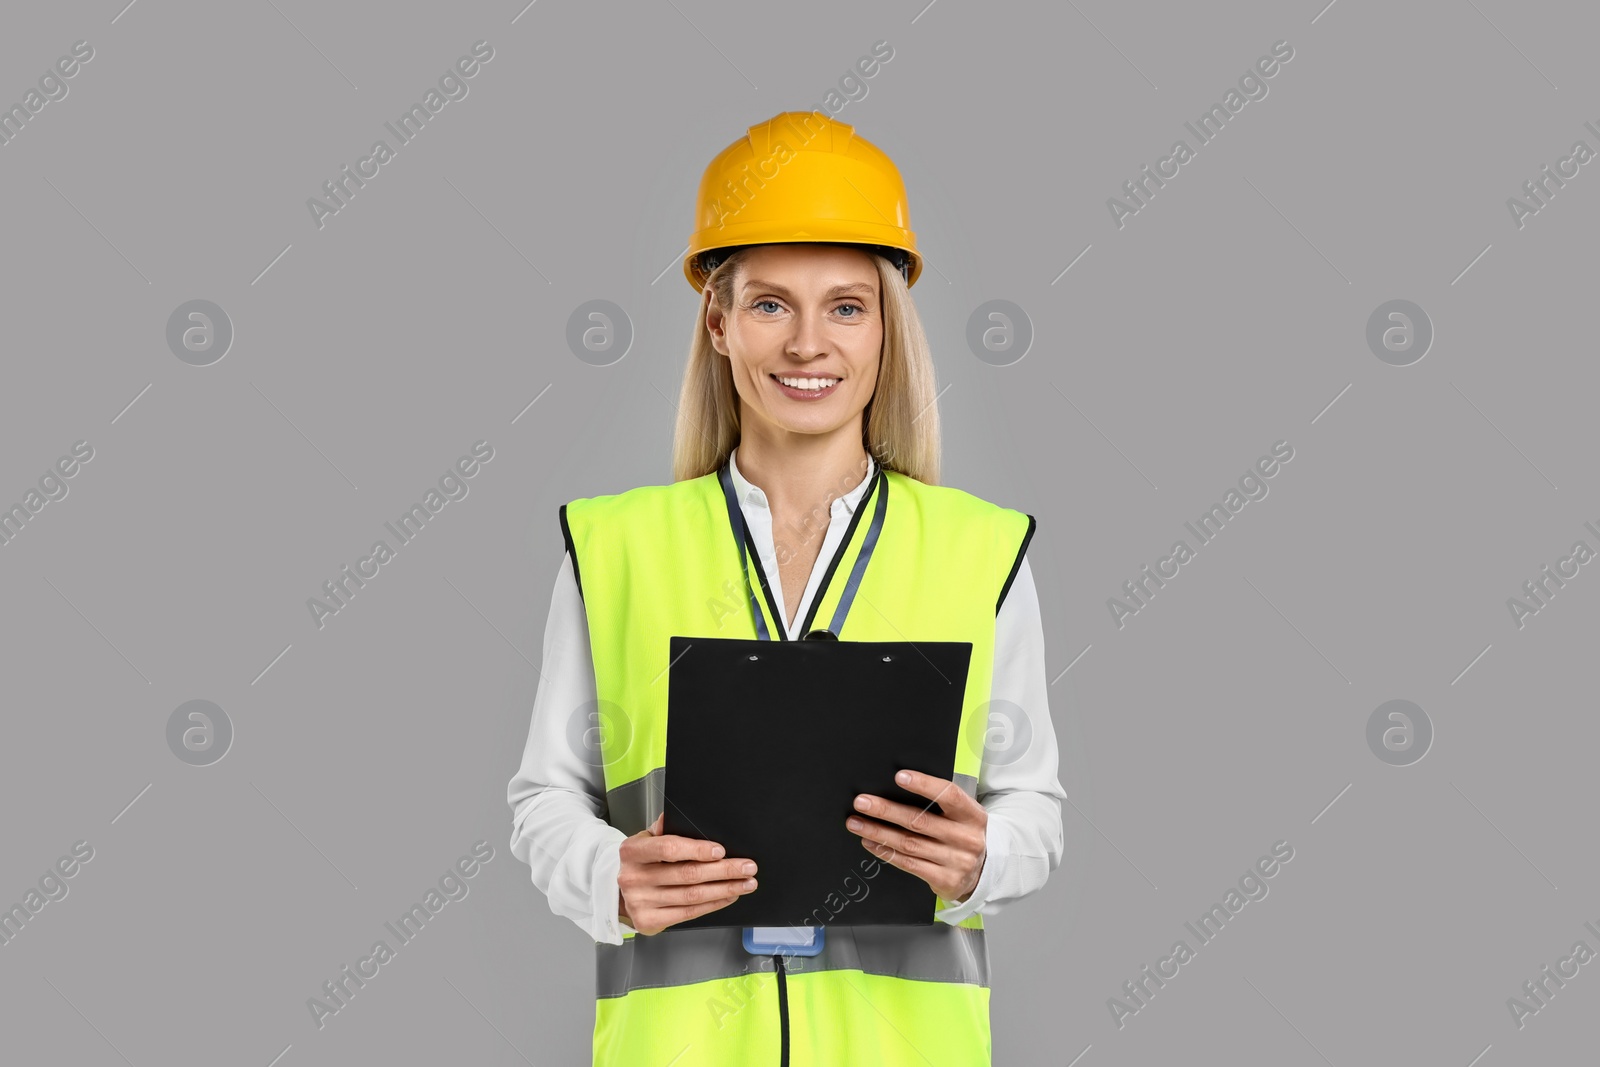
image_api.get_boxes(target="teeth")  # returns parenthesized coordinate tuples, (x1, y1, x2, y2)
(776, 376, 840, 391)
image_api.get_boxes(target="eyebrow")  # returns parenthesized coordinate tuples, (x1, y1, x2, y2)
(741, 279, 877, 300)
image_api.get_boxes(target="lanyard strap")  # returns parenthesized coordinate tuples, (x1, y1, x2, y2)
(717, 459, 772, 641)
(827, 470, 887, 637)
(716, 457, 886, 641)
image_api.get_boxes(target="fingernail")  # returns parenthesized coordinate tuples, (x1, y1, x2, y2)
(712, 845, 725, 858)
(854, 796, 870, 810)
(742, 862, 757, 874)
(896, 770, 911, 784)
(847, 817, 863, 830)
(744, 878, 757, 889)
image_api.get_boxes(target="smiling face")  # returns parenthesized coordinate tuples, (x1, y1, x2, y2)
(704, 243, 883, 446)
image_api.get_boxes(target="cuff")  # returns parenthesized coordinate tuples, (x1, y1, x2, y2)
(934, 816, 1010, 926)
(593, 829, 632, 944)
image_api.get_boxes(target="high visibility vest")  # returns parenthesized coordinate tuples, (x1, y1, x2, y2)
(560, 462, 1035, 1067)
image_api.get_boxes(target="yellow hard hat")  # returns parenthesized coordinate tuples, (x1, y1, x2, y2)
(683, 111, 922, 292)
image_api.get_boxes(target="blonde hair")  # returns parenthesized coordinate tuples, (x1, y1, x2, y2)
(671, 244, 942, 485)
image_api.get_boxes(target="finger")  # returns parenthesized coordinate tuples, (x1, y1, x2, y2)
(889, 769, 980, 818)
(634, 834, 727, 864)
(656, 858, 759, 885)
(639, 876, 758, 908)
(649, 892, 746, 931)
(650, 812, 664, 835)
(847, 815, 960, 868)
(621, 838, 719, 872)
(628, 813, 664, 843)
(853, 792, 962, 838)
(859, 837, 935, 883)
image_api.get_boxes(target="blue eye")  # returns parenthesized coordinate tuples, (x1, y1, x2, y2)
(754, 300, 782, 314)
(838, 304, 863, 318)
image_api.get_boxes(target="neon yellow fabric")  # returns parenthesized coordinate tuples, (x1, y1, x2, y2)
(592, 967, 992, 1066)
(562, 465, 1032, 1066)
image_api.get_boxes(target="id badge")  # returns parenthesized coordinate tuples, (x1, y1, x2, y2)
(743, 925, 825, 957)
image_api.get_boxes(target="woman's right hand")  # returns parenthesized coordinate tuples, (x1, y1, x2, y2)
(617, 813, 759, 935)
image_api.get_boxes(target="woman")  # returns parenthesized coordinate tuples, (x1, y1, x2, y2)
(508, 111, 1067, 1066)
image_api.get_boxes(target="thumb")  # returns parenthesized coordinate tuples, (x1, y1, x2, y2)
(650, 812, 664, 835)
(626, 814, 661, 849)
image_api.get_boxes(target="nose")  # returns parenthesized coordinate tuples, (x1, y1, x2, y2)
(786, 310, 829, 360)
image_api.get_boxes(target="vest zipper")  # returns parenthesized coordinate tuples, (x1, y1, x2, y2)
(774, 953, 790, 1067)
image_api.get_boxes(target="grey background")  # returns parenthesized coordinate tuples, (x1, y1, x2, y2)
(1, 0, 1595, 1064)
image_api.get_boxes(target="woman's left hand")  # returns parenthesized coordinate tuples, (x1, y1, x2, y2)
(845, 769, 987, 905)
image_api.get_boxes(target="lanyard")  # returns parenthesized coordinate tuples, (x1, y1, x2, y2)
(716, 455, 888, 642)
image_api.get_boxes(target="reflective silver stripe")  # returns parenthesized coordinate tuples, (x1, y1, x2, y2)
(605, 767, 664, 837)
(604, 769, 979, 838)
(597, 923, 988, 999)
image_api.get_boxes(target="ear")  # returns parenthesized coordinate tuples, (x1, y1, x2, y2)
(704, 287, 730, 357)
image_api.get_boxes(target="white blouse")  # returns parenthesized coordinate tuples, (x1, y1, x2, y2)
(507, 448, 1067, 944)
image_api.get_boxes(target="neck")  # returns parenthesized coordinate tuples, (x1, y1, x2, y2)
(734, 419, 872, 519)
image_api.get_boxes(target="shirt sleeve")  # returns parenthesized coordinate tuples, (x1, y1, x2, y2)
(507, 550, 635, 945)
(935, 555, 1067, 925)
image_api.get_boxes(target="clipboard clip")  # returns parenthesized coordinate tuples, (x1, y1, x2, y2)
(801, 629, 837, 641)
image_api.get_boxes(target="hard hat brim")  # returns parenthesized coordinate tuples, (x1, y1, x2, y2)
(683, 232, 922, 292)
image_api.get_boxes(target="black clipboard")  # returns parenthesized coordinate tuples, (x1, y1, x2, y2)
(662, 635, 973, 929)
